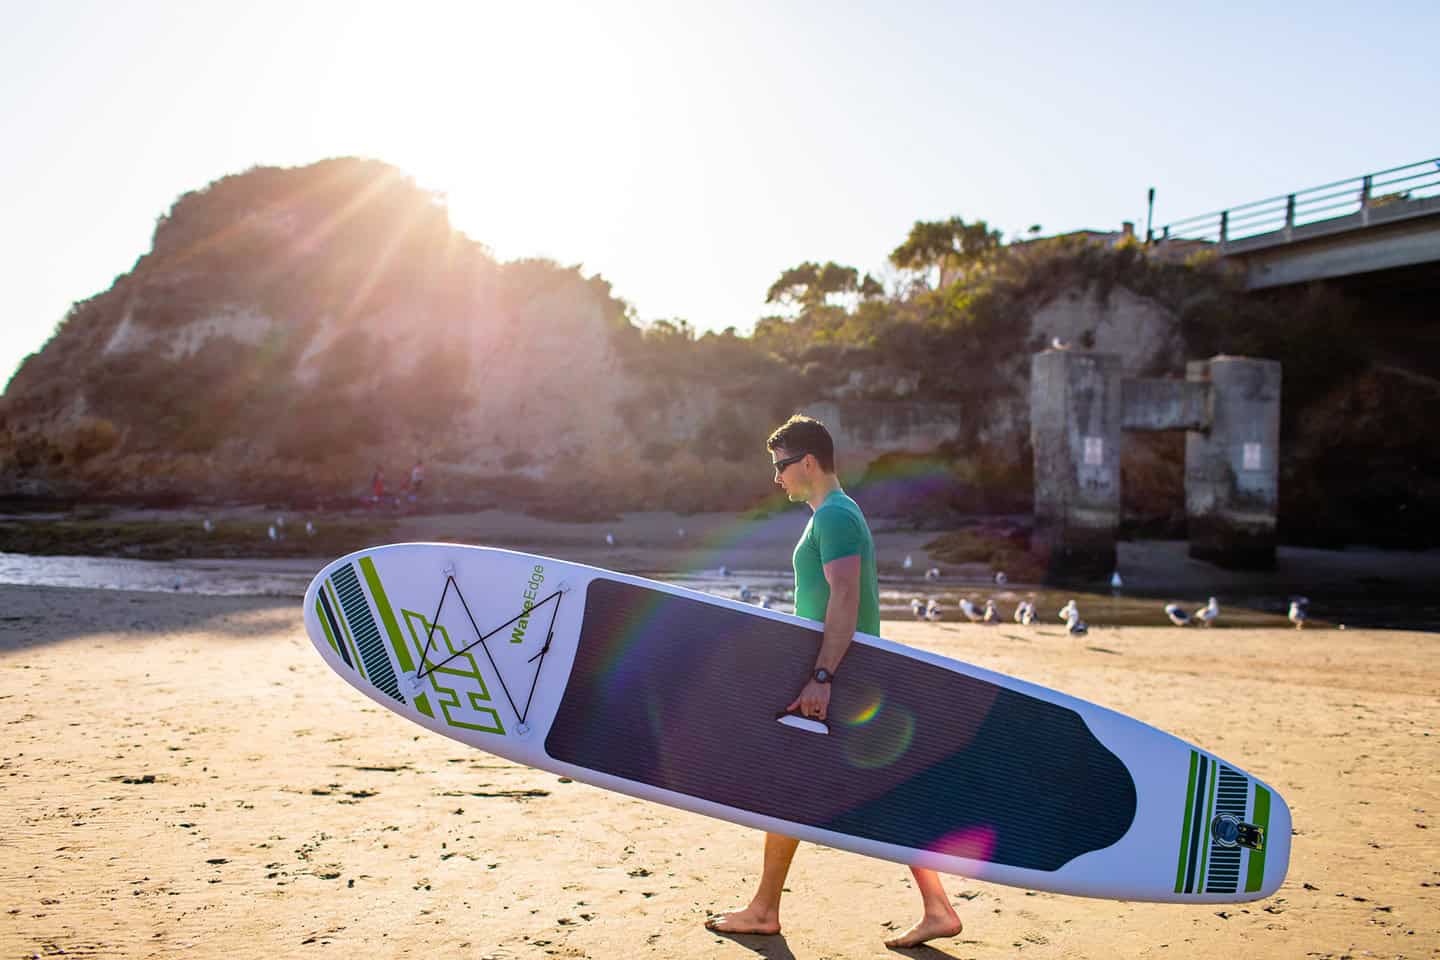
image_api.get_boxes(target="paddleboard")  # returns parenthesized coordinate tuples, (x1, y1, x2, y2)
(302, 542, 1290, 903)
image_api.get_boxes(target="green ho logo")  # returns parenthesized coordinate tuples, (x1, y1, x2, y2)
(510, 564, 546, 643)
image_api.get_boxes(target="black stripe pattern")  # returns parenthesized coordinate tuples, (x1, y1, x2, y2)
(1182, 755, 1209, 894)
(319, 588, 352, 669)
(1204, 766, 1248, 893)
(331, 564, 404, 703)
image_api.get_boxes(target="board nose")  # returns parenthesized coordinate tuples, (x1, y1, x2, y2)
(1258, 788, 1293, 899)
(304, 565, 347, 668)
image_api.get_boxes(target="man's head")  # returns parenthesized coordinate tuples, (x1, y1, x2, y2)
(766, 414, 836, 502)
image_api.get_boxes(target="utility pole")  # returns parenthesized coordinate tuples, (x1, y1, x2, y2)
(1145, 187, 1156, 245)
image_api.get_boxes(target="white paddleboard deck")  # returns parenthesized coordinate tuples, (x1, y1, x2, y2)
(303, 542, 1290, 903)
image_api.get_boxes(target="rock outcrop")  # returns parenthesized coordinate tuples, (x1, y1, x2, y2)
(5, 158, 1433, 546)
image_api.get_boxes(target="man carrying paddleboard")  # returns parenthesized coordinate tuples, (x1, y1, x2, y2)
(704, 415, 964, 948)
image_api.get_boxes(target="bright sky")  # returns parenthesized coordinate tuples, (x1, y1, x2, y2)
(3, 0, 1437, 386)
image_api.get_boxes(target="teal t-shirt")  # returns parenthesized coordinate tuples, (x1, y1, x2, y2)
(792, 489, 881, 635)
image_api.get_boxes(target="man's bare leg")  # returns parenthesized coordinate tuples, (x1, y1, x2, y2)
(704, 832, 800, 935)
(883, 867, 963, 948)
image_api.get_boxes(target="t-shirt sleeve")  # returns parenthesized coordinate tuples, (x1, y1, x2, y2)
(813, 506, 864, 565)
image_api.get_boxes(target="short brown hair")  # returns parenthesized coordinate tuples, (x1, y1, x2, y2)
(766, 414, 836, 473)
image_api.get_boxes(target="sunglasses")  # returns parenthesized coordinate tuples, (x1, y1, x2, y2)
(771, 452, 808, 474)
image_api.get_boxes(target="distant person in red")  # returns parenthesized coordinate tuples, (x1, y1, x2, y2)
(371, 465, 385, 505)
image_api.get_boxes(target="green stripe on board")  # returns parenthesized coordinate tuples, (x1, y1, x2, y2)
(316, 598, 340, 655)
(356, 576, 433, 721)
(327, 580, 366, 679)
(1197, 759, 1218, 890)
(358, 556, 417, 674)
(1245, 786, 1272, 892)
(1174, 750, 1199, 892)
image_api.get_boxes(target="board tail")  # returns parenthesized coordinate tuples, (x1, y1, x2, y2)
(1172, 750, 1290, 900)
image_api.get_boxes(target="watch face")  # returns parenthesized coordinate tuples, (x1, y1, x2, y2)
(814, 668, 832, 683)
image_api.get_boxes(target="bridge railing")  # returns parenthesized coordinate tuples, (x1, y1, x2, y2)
(1154, 156, 1440, 247)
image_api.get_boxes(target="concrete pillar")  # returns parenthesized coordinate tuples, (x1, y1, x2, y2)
(1185, 356, 1282, 568)
(1030, 351, 1123, 580)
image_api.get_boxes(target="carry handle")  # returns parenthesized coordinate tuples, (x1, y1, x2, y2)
(774, 708, 829, 735)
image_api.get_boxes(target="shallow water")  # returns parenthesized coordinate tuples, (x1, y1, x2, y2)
(1, 551, 1434, 631)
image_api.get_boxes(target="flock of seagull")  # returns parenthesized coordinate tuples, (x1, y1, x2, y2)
(195, 521, 1315, 631)
(200, 515, 318, 541)
(709, 548, 1315, 630)
(896, 554, 1312, 632)
(907, 594, 1311, 632)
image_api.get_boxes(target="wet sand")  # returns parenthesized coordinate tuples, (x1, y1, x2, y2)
(1, 583, 1437, 959)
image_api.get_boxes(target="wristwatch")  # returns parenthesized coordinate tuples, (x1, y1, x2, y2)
(813, 668, 834, 684)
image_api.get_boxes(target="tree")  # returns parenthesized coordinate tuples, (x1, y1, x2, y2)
(889, 216, 1002, 288)
(764, 261, 861, 310)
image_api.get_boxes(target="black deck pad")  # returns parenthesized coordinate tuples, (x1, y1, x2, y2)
(546, 579, 1136, 871)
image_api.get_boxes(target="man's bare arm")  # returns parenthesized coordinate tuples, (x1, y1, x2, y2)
(787, 554, 861, 721)
(816, 553, 861, 673)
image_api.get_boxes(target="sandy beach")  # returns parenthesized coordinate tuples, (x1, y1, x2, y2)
(2, 583, 1437, 960)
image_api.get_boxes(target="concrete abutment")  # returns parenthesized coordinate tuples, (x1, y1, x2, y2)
(1030, 350, 1279, 578)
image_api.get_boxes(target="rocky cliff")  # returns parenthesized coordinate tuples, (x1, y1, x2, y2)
(4, 158, 1436, 544)
(0, 159, 961, 514)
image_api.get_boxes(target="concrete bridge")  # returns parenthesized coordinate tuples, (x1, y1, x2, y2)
(1152, 157, 1440, 290)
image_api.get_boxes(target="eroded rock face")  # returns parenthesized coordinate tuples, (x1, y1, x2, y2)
(1029, 285, 1185, 377)
(0, 273, 1193, 509)
(0, 273, 645, 499)
(0, 158, 1208, 515)
(104, 304, 278, 360)
(460, 280, 637, 472)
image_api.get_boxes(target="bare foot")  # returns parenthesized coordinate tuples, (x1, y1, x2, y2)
(704, 905, 781, 935)
(883, 912, 963, 948)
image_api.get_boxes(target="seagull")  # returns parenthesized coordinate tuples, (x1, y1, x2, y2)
(925, 567, 941, 582)
(994, 571, 1008, 586)
(1051, 336, 1071, 351)
(1020, 602, 1036, 626)
(1058, 599, 1078, 622)
(202, 517, 214, 534)
(983, 599, 999, 623)
(605, 532, 615, 547)
(1110, 570, 1123, 589)
(1066, 611, 1089, 636)
(738, 585, 756, 603)
(1164, 603, 1193, 627)
(1196, 597, 1219, 627)
(911, 597, 926, 620)
(903, 554, 913, 571)
(958, 598, 984, 622)
(1288, 598, 1309, 630)
(924, 599, 942, 622)
(305, 520, 316, 537)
